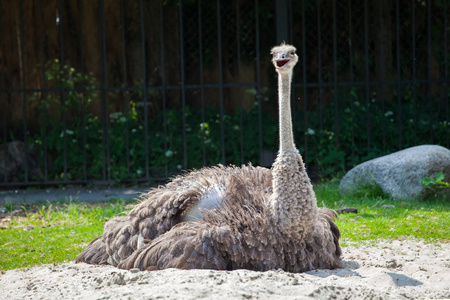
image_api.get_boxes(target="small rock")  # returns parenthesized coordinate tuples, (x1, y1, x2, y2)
(110, 273, 126, 285)
(129, 268, 140, 273)
(336, 207, 358, 214)
(381, 205, 395, 209)
(386, 259, 398, 268)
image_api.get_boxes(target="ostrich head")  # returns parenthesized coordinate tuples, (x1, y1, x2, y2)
(270, 43, 298, 74)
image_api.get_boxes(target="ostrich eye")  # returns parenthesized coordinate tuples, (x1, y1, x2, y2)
(290, 51, 295, 55)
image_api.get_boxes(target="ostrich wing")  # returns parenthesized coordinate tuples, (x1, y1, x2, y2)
(77, 165, 272, 267)
(118, 222, 230, 271)
(76, 236, 108, 265)
(308, 208, 342, 269)
(77, 216, 138, 266)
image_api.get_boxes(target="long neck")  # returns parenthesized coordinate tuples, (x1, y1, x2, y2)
(278, 71, 295, 152)
(270, 69, 317, 239)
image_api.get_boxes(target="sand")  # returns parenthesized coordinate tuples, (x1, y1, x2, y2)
(1, 239, 449, 300)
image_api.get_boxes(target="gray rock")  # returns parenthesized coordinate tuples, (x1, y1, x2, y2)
(0, 141, 43, 182)
(339, 145, 450, 200)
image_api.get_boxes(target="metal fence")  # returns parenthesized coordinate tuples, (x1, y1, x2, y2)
(1, 0, 449, 187)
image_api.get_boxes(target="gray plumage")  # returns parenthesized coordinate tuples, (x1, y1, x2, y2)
(76, 43, 342, 272)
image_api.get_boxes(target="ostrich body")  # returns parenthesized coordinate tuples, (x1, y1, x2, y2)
(76, 43, 342, 272)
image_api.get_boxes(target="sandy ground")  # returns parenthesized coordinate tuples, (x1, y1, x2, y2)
(1, 239, 449, 300)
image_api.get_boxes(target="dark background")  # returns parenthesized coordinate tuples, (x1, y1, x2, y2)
(0, 0, 449, 187)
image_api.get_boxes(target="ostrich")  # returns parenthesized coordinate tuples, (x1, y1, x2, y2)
(76, 43, 342, 272)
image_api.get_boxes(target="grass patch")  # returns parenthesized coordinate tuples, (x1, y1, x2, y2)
(315, 179, 450, 246)
(0, 225, 100, 270)
(1, 181, 448, 271)
(0, 199, 132, 271)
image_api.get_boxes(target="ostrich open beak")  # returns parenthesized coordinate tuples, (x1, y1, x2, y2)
(276, 59, 291, 68)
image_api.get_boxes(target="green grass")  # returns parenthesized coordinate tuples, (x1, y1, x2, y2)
(0, 200, 132, 271)
(315, 179, 450, 246)
(0, 225, 100, 270)
(0, 181, 448, 271)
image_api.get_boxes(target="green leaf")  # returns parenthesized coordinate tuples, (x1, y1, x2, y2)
(435, 180, 450, 188)
(421, 177, 433, 186)
(435, 172, 445, 182)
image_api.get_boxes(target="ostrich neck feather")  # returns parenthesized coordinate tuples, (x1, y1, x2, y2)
(271, 66, 318, 239)
(278, 70, 295, 152)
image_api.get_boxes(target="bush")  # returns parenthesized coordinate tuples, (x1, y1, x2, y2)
(16, 61, 450, 183)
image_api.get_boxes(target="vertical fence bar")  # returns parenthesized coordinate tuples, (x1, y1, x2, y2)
(427, 0, 434, 143)
(99, 0, 110, 182)
(332, 0, 338, 146)
(378, 1, 386, 152)
(120, 0, 130, 177)
(364, 0, 371, 155)
(317, 1, 323, 133)
(57, 0, 67, 182)
(288, 0, 293, 43)
(19, 0, 29, 183)
(412, 0, 417, 144)
(0, 0, 6, 183)
(159, 1, 168, 177)
(217, 0, 226, 164)
(395, 0, 402, 150)
(78, 0, 87, 181)
(197, 0, 206, 166)
(179, 2, 188, 169)
(445, 0, 449, 147)
(348, 0, 355, 162)
(255, 0, 263, 165)
(236, 1, 244, 164)
(39, 0, 48, 181)
(139, 0, 149, 179)
(98, 0, 106, 181)
(289, 0, 296, 137)
(301, 0, 308, 164)
(276, 0, 289, 43)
